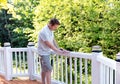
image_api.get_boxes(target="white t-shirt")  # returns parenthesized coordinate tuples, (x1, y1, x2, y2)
(37, 25, 54, 55)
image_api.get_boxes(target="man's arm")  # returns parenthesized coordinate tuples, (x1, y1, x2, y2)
(44, 41, 60, 53)
(53, 39, 59, 48)
(44, 41, 69, 54)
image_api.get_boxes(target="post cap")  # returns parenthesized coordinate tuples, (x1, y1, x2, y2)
(4, 42, 11, 47)
(28, 42, 35, 46)
(116, 52, 120, 62)
(116, 52, 120, 56)
(92, 45, 102, 53)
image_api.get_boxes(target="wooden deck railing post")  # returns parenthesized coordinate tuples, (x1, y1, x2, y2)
(4, 42, 12, 80)
(27, 42, 35, 80)
(92, 45, 102, 84)
(116, 52, 120, 84)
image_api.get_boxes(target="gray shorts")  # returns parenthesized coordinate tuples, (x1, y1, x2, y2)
(40, 55, 52, 72)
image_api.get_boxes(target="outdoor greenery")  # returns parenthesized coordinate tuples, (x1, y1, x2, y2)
(0, 0, 120, 59)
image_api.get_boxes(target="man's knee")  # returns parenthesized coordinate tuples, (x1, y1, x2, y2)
(46, 71, 52, 74)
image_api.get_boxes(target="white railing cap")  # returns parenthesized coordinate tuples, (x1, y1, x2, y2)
(28, 42, 35, 46)
(116, 52, 120, 56)
(116, 52, 120, 61)
(4, 42, 11, 47)
(92, 45, 102, 52)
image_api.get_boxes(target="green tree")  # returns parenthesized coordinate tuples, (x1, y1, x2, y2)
(0, 9, 12, 46)
(10, 0, 39, 47)
(0, 0, 39, 47)
(31, 0, 120, 59)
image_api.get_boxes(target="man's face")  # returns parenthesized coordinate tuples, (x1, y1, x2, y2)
(50, 24, 59, 31)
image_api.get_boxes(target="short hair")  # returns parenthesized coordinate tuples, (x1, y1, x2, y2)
(49, 18, 60, 26)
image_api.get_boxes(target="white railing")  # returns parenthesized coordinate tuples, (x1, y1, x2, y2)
(97, 55, 116, 84)
(0, 47, 29, 80)
(10, 48, 29, 77)
(50, 54, 92, 84)
(30, 47, 117, 84)
(0, 43, 119, 84)
(31, 47, 92, 84)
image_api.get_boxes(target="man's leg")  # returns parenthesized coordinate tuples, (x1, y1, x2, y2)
(41, 71, 46, 84)
(46, 71, 52, 84)
(40, 55, 52, 84)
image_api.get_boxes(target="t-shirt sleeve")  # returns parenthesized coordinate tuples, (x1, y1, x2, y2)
(40, 32, 49, 41)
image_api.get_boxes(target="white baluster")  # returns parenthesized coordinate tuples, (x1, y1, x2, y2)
(38, 56, 41, 74)
(103, 65, 105, 84)
(56, 55, 59, 80)
(70, 57, 72, 84)
(100, 63, 103, 84)
(23, 51, 26, 73)
(106, 66, 109, 84)
(110, 68, 113, 84)
(35, 53, 38, 74)
(52, 55, 55, 79)
(15, 52, 18, 74)
(2, 51, 5, 72)
(19, 51, 22, 74)
(65, 56, 68, 84)
(80, 58, 82, 84)
(34, 52, 37, 74)
(61, 56, 63, 82)
(74, 57, 77, 84)
(85, 59, 88, 84)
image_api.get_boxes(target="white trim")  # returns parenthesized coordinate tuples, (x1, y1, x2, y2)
(0, 47, 4, 51)
(97, 56, 116, 70)
(12, 74, 29, 77)
(9, 48, 28, 52)
(0, 71, 5, 76)
(31, 47, 92, 59)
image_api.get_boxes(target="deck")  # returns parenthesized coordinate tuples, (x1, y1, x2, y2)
(0, 45, 118, 84)
(0, 75, 41, 84)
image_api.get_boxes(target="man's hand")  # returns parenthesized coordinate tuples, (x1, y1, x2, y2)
(59, 48, 70, 54)
(44, 41, 70, 54)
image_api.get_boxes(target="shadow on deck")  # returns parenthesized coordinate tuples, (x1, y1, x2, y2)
(0, 75, 41, 84)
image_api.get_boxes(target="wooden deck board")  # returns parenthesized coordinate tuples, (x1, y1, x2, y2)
(0, 75, 41, 84)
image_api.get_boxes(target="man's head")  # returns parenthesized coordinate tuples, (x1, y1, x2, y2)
(48, 18, 60, 31)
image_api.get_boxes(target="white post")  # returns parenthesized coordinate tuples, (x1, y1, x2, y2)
(92, 45, 102, 84)
(4, 42, 12, 80)
(116, 52, 120, 84)
(27, 42, 35, 80)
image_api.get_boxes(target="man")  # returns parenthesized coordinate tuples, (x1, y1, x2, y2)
(38, 18, 69, 84)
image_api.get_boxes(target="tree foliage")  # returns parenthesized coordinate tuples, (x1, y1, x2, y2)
(0, 9, 12, 46)
(0, 0, 39, 47)
(0, 0, 7, 8)
(30, 0, 120, 59)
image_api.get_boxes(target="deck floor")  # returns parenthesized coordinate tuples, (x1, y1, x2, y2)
(0, 75, 41, 84)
